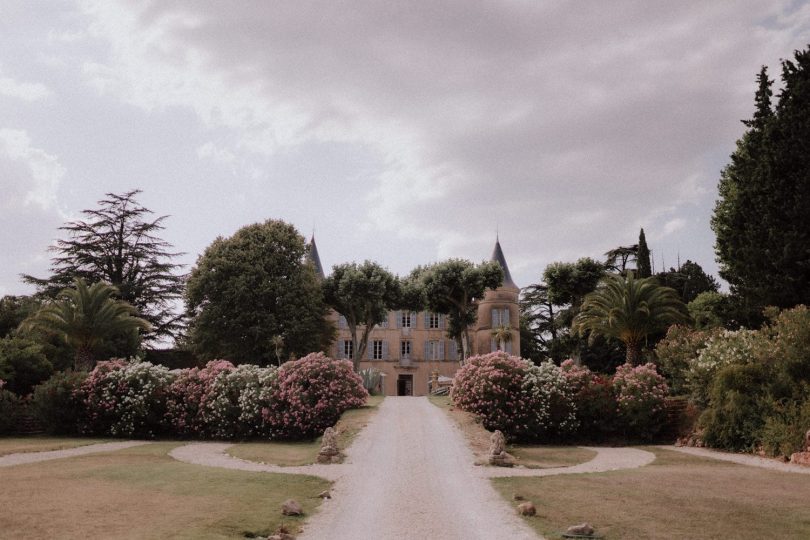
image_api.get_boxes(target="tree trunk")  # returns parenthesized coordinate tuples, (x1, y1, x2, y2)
(625, 341, 642, 366)
(461, 329, 471, 365)
(74, 346, 95, 371)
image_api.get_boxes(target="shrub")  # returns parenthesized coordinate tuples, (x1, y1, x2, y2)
(654, 325, 720, 396)
(613, 363, 668, 440)
(687, 329, 760, 407)
(203, 364, 277, 439)
(164, 360, 235, 437)
(265, 353, 367, 439)
(561, 360, 616, 437)
(0, 381, 21, 434)
(0, 337, 53, 396)
(79, 359, 175, 437)
(759, 396, 810, 457)
(359, 368, 382, 395)
(30, 370, 87, 435)
(522, 361, 578, 439)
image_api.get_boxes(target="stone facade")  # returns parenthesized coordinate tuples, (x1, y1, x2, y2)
(312, 237, 520, 397)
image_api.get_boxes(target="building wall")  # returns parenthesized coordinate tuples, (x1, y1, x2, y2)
(330, 286, 520, 396)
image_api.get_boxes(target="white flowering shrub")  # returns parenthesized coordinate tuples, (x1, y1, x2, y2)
(687, 329, 759, 407)
(522, 360, 578, 439)
(203, 364, 278, 438)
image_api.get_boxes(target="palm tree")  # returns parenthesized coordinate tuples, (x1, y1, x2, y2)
(22, 279, 151, 370)
(572, 272, 690, 365)
(270, 335, 285, 366)
(491, 325, 513, 352)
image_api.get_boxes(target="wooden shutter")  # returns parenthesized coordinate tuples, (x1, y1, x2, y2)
(367, 341, 374, 360)
(439, 341, 445, 361)
(395, 311, 402, 328)
(491, 308, 499, 327)
(448, 340, 457, 361)
(491, 338, 497, 352)
(336, 341, 344, 359)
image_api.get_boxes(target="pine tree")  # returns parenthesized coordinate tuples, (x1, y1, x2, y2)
(637, 228, 652, 278)
(712, 49, 810, 309)
(23, 190, 185, 343)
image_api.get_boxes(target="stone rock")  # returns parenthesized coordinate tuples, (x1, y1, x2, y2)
(281, 499, 303, 516)
(488, 430, 515, 467)
(790, 452, 810, 467)
(318, 490, 332, 499)
(517, 501, 536, 516)
(566, 522, 595, 536)
(317, 426, 341, 464)
(513, 493, 525, 501)
(804, 429, 810, 452)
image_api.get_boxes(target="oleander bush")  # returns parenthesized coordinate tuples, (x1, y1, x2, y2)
(561, 360, 616, 437)
(164, 359, 236, 437)
(204, 363, 278, 439)
(522, 360, 578, 439)
(30, 370, 87, 435)
(686, 329, 761, 408)
(612, 363, 669, 440)
(654, 325, 721, 396)
(264, 353, 367, 439)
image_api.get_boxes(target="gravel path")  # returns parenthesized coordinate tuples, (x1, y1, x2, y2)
(298, 397, 538, 540)
(0, 441, 151, 468)
(661, 445, 810, 474)
(481, 446, 656, 478)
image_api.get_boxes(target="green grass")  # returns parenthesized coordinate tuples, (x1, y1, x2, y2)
(228, 395, 384, 466)
(0, 436, 109, 456)
(508, 445, 597, 468)
(493, 447, 810, 540)
(0, 442, 330, 539)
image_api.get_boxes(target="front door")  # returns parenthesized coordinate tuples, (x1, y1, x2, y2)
(397, 374, 413, 396)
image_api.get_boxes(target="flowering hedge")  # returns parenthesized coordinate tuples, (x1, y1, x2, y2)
(32, 354, 366, 440)
(560, 360, 616, 437)
(613, 363, 669, 439)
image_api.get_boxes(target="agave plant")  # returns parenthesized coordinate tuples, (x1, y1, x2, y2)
(573, 272, 690, 365)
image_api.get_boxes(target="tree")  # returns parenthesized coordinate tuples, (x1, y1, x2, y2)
(573, 273, 690, 365)
(408, 259, 503, 361)
(186, 220, 334, 365)
(712, 49, 810, 309)
(0, 337, 53, 395)
(0, 296, 40, 338)
(604, 245, 638, 275)
(21, 279, 150, 370)
(23, 190, 185, 342)
(656, 260, 719, 304)
(491, 324, 513, 351)
(322, 261, 402, 371)
(637, 229, 652, 278)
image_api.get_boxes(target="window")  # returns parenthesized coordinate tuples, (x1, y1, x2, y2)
(342, 340, 353, 359)
(400, 311, 412, 328)
(425, 340, 443, 361)
(373, 340, 384, 360)
(492, 308, 510, 327)
(400, 340, 412, 359)
(428, 312, 440, 329)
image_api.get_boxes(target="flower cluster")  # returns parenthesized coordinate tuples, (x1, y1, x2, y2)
(687, 329, 759, 407)
(560, 360, 616, 436)
(612, 362, 668, 439)
(522, 361, 578, 438)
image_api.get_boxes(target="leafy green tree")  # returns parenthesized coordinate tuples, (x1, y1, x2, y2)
(573, 273, 691, 365)
(712, 49, 810, 309)
(23, 190, 186, 342)
(408, 259, 503, 361)
(322, 261, 402, 371)
(186, 220, 334, 365)
(637, 229, 652, 278)
(604, 245, 637, 275)
(0, 337, 53, 395)
(0, 296, 40, 338)
(656, 260, 720, 304)
(21, 279, 150, 370)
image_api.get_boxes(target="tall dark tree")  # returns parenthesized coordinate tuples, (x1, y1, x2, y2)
(636, 228, 652, 278)
(322, 261, 402, 371)
(186, 220, 334, 365)
(656, 260, 719, 304)
(604, 245, 638, 275)
(712, 49, 810, 309)
(23, 190, 185, 342)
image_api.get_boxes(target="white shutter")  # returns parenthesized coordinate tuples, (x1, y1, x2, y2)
(491, 308, 499, 327)
(396, 311, 402, 328)
(502, 308, 510, 326)
(491, 338, 498, 352)
(336, 341, 344, 359)
(367, 341, 374, 360)
(439, 341, 445, 361)
(383, 341, 390, 360)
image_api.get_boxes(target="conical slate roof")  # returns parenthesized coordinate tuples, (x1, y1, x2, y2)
(490, 238, 517, 289)
(307, 235, 325, 279)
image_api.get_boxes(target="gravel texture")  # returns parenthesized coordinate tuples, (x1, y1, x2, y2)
(0, 441, 151, 468)
(660, 445, 810, 474)
(480, 446, 656, 478)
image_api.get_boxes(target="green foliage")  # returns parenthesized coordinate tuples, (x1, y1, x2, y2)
(573, 273, 691, 365)
(636, 229, 652, 278)
(0, 385, 21, 434)
(654, 325, 721, 395)
(186, 219, 334, 365)
(22, 190, 186, 342)
(31, 370, 87, 435)
(407, 259, 503, 360)
(323, 261, 401, 370)
(759, 398, 810, 457)
(21, 279, 150, 371)
(0, 337, 53, 395)
(712, 49, 810, 309)
(655, 260, 719, 304)
(686, 329, 760, 408)
(0, 295, 40, 338)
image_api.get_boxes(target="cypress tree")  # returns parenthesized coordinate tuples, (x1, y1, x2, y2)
(637, 228, 652, 278)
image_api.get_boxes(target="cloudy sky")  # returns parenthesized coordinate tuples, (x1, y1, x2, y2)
(2, 1, 810, 297)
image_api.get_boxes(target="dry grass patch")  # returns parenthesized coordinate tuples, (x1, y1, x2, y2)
(228, 395, 384, 466)
(0, 436, 108, 456)
(0, 442, 329, 539)
(493, 447, 810, 540)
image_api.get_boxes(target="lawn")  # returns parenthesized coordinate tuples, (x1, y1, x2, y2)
(0, 436, 108, 456)
(493, 447, 810, 540)
(0, 442, 329, 539)
(227, 395, 384, 466)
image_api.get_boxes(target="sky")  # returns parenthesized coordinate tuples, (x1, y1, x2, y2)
(2, 1, 810, 298)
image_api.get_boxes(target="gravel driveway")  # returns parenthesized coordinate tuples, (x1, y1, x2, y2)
(298, 396, 539, 540)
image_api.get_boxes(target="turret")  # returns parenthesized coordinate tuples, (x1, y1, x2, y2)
(307, 235, 325, 279)
(474, 237, 520, 356)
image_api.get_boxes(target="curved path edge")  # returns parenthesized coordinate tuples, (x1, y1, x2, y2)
(0, 441, 151, 468)
(659, 445, 810, 474)
(480, 446, 657, 478)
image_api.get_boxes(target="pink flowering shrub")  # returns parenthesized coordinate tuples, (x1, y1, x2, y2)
(612, 362, 669, 439)
(265, 353, 367, 439)
(561, 360, 616, 437)
(78, 359, 174, 437)
(164, 360, 235, 437)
